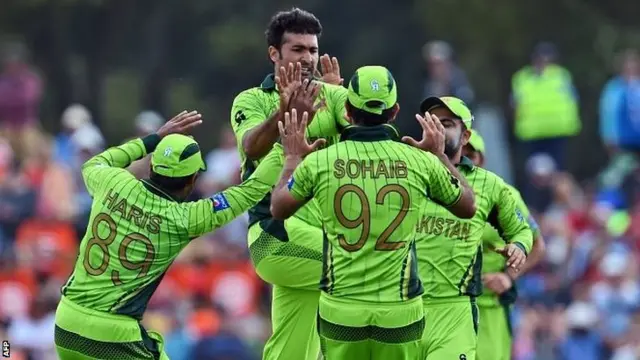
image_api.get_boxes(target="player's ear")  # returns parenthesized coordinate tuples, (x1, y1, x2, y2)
(461, 127, 472, 146)
(389, 103, 400, 122)
(268, 46, 280, 64)
(344, 101, 355, 124)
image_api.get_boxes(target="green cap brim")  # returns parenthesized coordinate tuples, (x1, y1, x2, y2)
(419, 96, 473, 128)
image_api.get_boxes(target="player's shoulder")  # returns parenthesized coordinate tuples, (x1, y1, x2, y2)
(233, 74, 279, 103)
(505, 183, 525, 203)
(468, 166, 506, 187)
(320, 82, 347, 95)
(395, 144, 438, 164)
(233, 86, 268, 103)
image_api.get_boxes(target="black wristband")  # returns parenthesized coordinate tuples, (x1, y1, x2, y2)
(141, 134, 162, 154)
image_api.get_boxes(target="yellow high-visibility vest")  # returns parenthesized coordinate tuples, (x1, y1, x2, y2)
(512, 65, 581, 140)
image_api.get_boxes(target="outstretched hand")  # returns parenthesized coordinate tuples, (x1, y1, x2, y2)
(156, 111, 203, 138)
(315, 54, 343, 86)
(276, 62, 303, 112)
(401, 112, 446, 155)
(278, 108, 326, 159)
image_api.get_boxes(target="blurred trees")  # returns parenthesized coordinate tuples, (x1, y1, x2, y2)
(1, 0, 639, 178)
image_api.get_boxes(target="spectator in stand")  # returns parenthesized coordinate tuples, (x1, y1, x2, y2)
(200, 126, 245, 246)
(0, 42, 42, 162)
(7, 292, 58, 360)
(0, 137, 36, 255)
(68, 122, 105, 233)
(127, 110, 164, 179)
(600, 49, 640, 153)
(421, 40, 475, 107)
(555, 302, 606, 360)
(512, 42, 581, 173)
(52, 104, 103, 168)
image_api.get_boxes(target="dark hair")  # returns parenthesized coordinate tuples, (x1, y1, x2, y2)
(149, 171, 195, 192)
(345, 100, 396, 126)
(265, 8, 322, 49)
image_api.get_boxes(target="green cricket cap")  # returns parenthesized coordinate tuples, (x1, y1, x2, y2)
(151, 134, 207, 178)
(467, 129, 486, 154)
(419, 96, 474, 128)
(347, 66, 398, 115)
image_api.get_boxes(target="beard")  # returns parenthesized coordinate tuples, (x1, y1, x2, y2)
(444, 134, 463, 159)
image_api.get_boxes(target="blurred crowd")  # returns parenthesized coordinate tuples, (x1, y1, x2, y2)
(0, 40, 639, 359)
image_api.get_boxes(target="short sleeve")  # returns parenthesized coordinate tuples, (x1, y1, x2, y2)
(288, 155, 316, 201)
(423, 153, 463, 207)
(230, 89, 271, 147)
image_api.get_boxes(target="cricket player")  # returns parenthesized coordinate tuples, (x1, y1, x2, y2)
(464, 129, 546, 360)
(415, 97, 533, 360)
(54, 111, 289, 359)
(230, 7, 347, 360)
(270, 66, 477, 360)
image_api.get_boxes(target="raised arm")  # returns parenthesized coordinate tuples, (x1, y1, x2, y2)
(231, 89, 281, 161)
(270, 109, 325, 220)
(185, 144, 284, 238)
(82, 111, 202, 196)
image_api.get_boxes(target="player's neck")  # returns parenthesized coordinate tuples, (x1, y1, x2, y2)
(143, 179, 186, 203)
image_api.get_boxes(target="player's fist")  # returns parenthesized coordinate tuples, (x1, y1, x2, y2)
(315, 54, 343, 86)
(495, 243, 527, 270)
(482, 272, 513, 295)
(156, 110, 202, 138)
(278, 108, 325, 159)
(402, 112, 446, 155)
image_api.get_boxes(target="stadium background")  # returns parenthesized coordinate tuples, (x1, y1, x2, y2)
(1, 0, 640, 359)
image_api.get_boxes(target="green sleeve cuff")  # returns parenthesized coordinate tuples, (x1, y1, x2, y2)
(514, 242, 528, 256)
(141, 134, 162, 154)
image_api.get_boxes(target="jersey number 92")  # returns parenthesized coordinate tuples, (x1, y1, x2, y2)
(333, 184, 410, 252)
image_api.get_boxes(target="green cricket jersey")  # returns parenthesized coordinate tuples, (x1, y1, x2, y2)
(230, 74, 349, 236)
(477, 184, 541, 307)
(287, 125, 464, 303)
(416, 158, 533, 300)
(61, 135, 281, 319)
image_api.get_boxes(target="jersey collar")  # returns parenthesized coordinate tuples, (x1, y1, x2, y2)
(340, 124, 401, 142)
(457, 156, 475, 171)
(260, 73, 323, 92)
(260, 74, 277, 91)
(141, 179, 181, 203)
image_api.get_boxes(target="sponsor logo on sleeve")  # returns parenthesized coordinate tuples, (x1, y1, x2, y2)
(234, 110, 247, 124)
(287, 176, 295, 190)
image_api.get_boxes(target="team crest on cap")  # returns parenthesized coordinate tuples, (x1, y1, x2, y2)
(371, 80, 380, 91)
(163, 147, 173, 157)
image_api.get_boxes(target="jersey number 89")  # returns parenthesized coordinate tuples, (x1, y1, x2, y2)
(334, 184, 409, 252)
(83, 213, 155, 286)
